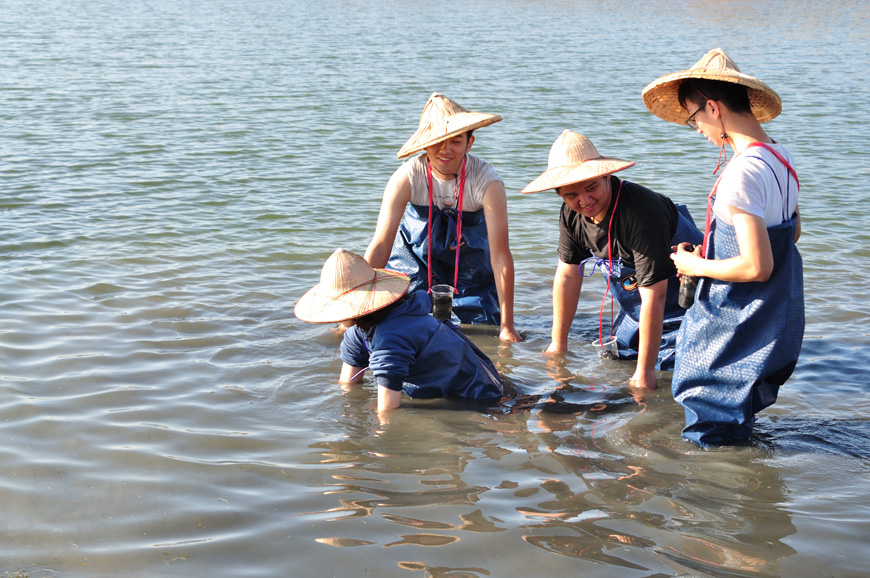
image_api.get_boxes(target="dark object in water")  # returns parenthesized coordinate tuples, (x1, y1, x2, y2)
(599, 348, 619, 361)
(430, 285, 454, 321)
(431, 294, 452, 321)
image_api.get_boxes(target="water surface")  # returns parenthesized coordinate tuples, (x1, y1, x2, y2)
(1, 0, 869, 576)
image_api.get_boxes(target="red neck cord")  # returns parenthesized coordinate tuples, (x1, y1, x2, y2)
(599, 179, 623, 343)
(426, 156, 466, 293)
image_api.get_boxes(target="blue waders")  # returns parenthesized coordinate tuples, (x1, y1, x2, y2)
(672, 216, 804, 446)
(387, 203, 500, 326)
(585, 204, 703, 370)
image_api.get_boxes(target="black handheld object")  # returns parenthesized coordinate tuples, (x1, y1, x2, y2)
(677, 244, 698, 309)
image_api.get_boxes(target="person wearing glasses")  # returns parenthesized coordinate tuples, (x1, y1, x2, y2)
(364, 93, 521, 342)
(643, 48, 804, 446)
(522, 130, 703, 390)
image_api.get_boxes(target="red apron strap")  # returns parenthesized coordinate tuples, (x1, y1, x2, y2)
(426, 162, 434, 292)
(744, 142, 800, 189)
(599, 179, 624, 342)
(426, 157, 467, 294)
(452, 157, 467, 293)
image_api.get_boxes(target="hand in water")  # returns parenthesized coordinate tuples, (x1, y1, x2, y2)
(629, 367, 658, 390)
(499, 324, 523, 342)
(544, 341, 567, 354)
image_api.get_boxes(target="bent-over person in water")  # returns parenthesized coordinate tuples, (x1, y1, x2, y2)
(294, 249, 504, 411)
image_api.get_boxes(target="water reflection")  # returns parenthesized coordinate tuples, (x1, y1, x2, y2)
(397, 561, 490, 578)
(516, 401, 799, 576)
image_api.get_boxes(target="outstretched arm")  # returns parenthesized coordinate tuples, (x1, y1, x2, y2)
(339, 362, 365, 384)
(482, 180, 522, 342)
(377, 386, 402, 411)
(629, 279, 667, 389)
(546, 260, 583, 353)
(365, 167, 412, 268)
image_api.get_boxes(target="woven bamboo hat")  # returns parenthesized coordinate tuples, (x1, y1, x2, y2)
(642, 48, 781, 124)
(294, 249, 410, 323)
(521, 130, 635, 194)
(397, 92, 502, 159)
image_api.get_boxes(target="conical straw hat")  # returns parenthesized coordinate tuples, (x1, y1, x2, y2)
(397, 92, 502, 159)
(294, 249, 410, 323)
(521, 130, 635, 194)
(642, 48, 781, 124)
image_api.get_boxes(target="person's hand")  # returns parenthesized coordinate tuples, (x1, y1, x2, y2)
(628, 366, 658, 390)
(670, 242, 703, 277)
(544, 341, 567, 355)
(499, 323, 523, 342)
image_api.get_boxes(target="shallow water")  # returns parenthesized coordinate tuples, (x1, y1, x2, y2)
(1, 0, 869, 576)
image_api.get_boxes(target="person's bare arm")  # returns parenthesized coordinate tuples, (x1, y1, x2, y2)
(481, 180, 522, 342)
(377, 386, 402, 410)
(672, 206, 773, 283)
(546, 260, 582, 353)
(365, 167, 412, 268)
(339, 362, 365, 384)
(629, 279, 667, 389)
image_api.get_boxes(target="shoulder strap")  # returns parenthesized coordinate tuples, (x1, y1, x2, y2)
(744, 142, 800, 189)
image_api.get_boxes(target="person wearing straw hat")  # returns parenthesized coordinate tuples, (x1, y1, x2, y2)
(522, 130, 703, 390)
(364, 93, 522, 343)
(642, 48, 804, 446)
(294, 249, 504, 411)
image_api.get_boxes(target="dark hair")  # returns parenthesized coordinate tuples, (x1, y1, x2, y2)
(354, 293, 410, 332)
(677, 78, 752, 115)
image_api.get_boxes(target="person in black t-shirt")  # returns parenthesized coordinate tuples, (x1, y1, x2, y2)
(523, 130, 702, 389)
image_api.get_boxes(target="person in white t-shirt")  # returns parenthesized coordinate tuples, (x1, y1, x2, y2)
(364, 93, 522, 342)
(643, 48, 805, 446)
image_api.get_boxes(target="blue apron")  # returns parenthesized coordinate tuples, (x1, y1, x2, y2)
(386, 203, 500, 325)
(672, 216, 804, 446)
(585, 204, 703, 370)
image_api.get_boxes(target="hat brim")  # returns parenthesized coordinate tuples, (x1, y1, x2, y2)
(397, 113, 502, 159)
(293, 269, 410, 323)
(521, 158, 635, 194)
(642, 69, 781, 124)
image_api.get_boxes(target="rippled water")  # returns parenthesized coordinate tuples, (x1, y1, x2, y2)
(2, 0, 869, 576)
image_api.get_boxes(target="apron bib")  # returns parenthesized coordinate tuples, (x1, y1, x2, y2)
(387, 204, 499, 325)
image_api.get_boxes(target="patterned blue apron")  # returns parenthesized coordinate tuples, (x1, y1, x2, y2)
(386, 203, 500, 325)
(672, 215, 804, 445)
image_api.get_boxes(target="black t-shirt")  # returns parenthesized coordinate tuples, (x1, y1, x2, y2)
(558, 176, 678, 287)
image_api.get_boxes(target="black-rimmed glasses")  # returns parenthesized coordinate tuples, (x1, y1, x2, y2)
(685, 101, 708, 129)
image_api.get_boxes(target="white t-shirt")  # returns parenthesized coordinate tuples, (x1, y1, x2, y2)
(402, 153, 502, 212)
(713, 141, 799, 227)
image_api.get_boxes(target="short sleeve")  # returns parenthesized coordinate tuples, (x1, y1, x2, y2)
(617, 188, 678, 287)
(468, 155, 503, 211)
(557, 204, 590, 265)
(628, 223, 677, 286)
(715, 156, 769, 221)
